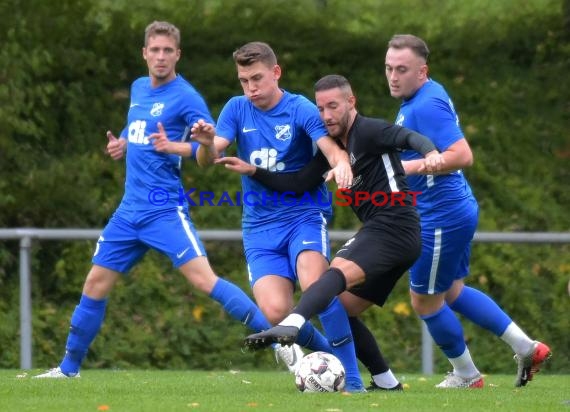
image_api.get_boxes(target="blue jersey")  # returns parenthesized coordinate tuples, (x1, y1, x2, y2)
(396, 79, 476, 226)
(216, 91, 332, 231)
(118, 75, 214, 212)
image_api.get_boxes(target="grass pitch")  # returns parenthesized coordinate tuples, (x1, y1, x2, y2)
(1, 369, 568, 411)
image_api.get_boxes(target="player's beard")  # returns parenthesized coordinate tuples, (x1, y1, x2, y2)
(326, 124, 343, 139)
(327, 112, 350, 140)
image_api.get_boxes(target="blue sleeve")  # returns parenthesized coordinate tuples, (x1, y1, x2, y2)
(180, 91, 215, 126)
(215, 98, 239, 144)
(296, 97, 328, 142)
(119, 82, 136, 139)
(188, 141, 200, 160)
(414, 96, 464, 152)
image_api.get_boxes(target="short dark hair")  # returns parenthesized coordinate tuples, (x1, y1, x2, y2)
(314, 74, 351, 93)
(144, 21, 180, 48)
(233, 42, 277, 67)
(387, 34, 430, 62)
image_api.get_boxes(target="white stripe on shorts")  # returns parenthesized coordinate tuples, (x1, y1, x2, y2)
(320, 212, 328, 257)
(428, 227, 442, 294)
(177, 206, 203, 257)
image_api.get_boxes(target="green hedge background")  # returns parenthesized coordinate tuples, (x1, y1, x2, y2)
(0, 0, 568, 374)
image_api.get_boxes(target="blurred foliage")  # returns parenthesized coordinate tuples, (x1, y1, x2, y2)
(0, 0, 568, 373)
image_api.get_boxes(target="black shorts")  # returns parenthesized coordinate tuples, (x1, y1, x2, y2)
(335, 219, 421, 306)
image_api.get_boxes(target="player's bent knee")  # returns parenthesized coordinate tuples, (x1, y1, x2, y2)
(410, 292, 445, 316)
(83, 266, 119, 299)
(259, 304, 291, 325)
(184, 272, 218, 294)
(179, 259, 219, 294)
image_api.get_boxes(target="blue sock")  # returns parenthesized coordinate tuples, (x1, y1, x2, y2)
(421, 304, 466, 359)
(297, 322, 332, 352)
(318, 297, 362, 387)
(59, 294, 107, 376)
(210, 278, 271, 332)
(449, 286, 512, 336)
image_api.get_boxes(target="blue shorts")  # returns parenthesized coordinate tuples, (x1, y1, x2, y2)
(92, 207, 206, 274)
(409, 205, 478, 294)
(244, 212, 329, 287)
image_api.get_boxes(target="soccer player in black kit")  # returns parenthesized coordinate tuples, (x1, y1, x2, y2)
(217, 74, 444, 385)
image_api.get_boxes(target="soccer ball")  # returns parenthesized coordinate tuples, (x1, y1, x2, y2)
(294, 351, 346, 392)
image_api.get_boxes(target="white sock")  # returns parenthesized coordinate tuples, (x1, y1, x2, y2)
(372, 369, 399, 388)
(279, 313, 306, 329)
(500, 322, 534, 356)
(449, 348, 480, 379)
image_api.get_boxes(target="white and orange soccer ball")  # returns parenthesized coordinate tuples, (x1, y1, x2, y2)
(294, 351, 346, 392)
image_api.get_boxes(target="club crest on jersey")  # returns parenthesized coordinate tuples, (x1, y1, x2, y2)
(274, 124, 292, 141)
(150, 102, 165, 117)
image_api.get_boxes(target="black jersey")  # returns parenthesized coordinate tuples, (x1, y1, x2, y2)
(253, 114, 436, 224)
(340, 115, 425, 223)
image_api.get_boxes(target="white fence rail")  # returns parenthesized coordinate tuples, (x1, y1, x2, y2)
(1, 228, 569, 373)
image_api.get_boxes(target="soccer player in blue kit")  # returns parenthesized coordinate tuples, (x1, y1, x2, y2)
(196, 42, 365, 391)
(34, 21, 282, 378)
(385, 34, 551, 388)
(233, 74, 444, 391)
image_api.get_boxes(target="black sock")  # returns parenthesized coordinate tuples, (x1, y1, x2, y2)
(293, 267, 346, 320)
(349, 316, 389, 375)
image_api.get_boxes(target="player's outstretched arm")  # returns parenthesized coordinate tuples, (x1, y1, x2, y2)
(316, 136, 353, 188)
(148, 122, 193, 156)
(215, 151, 329, 196)
(417, 138, 472, 174)
(382, 124, 446, 175)
(403, 137, 472, 175)
(214, 156, 256, 175)
(192, 120, 229, 167)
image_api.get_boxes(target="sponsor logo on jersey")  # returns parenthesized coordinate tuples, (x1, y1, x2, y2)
(250, 147, 285, 171)
(128, 120, 149, 144)
(350, 175, 362, 189)
(396, 113, 405, 126)
(349, 152, 356, 165)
